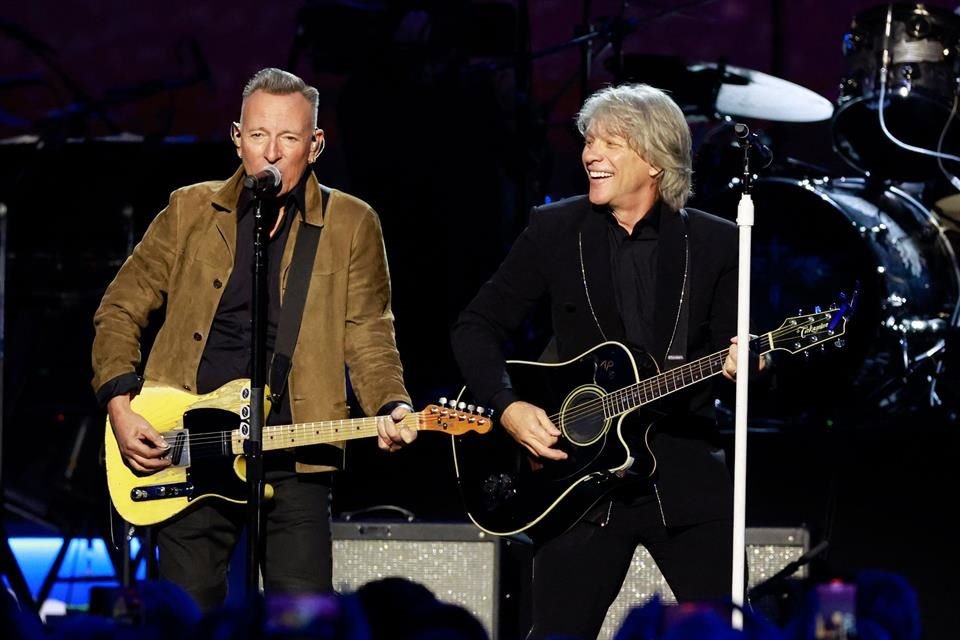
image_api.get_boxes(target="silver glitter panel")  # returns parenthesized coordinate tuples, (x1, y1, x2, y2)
(332, 522, 499, 637)
(598, 527, 809, 639)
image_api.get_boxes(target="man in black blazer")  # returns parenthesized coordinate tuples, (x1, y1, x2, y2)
(452, 83, 760, 639)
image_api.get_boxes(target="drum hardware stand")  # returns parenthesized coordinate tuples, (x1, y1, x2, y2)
(0, 202, 38, 612)
(106, 510, 158, 589)
(872, 329, 949, 412)
(102, 201, 159, 593)
(29, 413, 154, 611)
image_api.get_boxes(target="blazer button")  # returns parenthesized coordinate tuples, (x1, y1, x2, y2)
(213, 279, 223, 289)
(193, 332, 202, 341)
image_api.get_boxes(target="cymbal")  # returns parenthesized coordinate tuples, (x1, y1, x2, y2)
(691, 62, 834, 123)
(609, 55, 833, 123)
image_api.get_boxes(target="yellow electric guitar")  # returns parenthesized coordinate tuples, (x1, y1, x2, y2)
(105, 379, 490, 526)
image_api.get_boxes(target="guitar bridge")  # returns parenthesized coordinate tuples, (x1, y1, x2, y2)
(130, 482, 195, 502)
(159, 429, 191, 468)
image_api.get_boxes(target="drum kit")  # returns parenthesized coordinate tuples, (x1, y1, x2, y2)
(623, 3, 960, 426)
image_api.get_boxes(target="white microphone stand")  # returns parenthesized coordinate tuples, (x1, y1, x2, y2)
(730, 124, 756, 629)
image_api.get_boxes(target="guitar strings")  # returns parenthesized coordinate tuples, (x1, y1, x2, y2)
(136, 315, 834, 459)
(156, 415, 411, 461)
(540, 317, 833, 428)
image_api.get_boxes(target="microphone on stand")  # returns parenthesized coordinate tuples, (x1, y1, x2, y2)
(734, 123, 773, 167)
(243, 165, 282, 193)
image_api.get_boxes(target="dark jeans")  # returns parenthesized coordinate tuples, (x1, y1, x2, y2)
(528, 494, 733, 640)
(157, 467, 333, 611)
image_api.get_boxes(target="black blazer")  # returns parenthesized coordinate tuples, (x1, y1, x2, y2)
(452, 195, 740, 526)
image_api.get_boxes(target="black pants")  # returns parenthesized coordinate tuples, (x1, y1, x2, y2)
(157, 468, 333, 611)
(527, 494, 733, 640)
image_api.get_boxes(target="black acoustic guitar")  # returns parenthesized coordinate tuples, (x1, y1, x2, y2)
(451, 303, 852, 541)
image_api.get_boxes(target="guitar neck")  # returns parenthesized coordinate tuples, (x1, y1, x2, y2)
(605, 333, 770, 418)
(230, 412, 422, 454)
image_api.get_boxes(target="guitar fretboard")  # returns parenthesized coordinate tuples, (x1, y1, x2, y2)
(230, 413, 422, 455)
(601, 335, 766, 418)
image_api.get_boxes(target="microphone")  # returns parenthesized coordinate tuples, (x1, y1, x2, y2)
(733, 123, 773, 167)
(243, 165, 281, 192)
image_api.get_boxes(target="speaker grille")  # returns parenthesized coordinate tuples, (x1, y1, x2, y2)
(332, 522, 499, 637)
(599, 527, 809, 639)
(331, 522, 807, 640)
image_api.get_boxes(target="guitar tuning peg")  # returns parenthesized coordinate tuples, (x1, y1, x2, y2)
(457, 401, 467, 411)
(814, 305, 822, 313)
(438, 396, 448, 406)
(476, 406, 486, 416)
(834, 339, 845, 349)
(467, 404, 476, 413)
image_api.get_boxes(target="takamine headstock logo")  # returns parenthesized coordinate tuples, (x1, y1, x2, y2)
(799, 321, 830, 338)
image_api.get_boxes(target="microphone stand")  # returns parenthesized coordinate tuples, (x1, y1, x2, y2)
(730, 123, 755, 629)
(245, 192, 269, 595)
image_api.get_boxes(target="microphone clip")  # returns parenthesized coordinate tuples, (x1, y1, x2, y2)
(733, 122, 774, 190)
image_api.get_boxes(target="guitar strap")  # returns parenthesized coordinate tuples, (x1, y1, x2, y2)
(664, 208, 690, 368)
(269, 186, 328, 403)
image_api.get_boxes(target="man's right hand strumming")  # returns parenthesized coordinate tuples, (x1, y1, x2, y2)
(500, 400, 568, 461)
(107, 395, 172, 473)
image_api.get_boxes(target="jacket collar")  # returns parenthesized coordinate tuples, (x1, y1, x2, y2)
(211, 166, 245, 213)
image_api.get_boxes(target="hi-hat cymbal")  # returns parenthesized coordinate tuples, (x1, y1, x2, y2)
(609, 55, 834, 123)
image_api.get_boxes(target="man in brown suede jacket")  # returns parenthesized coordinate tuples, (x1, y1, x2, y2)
(91, 67, 415, 610)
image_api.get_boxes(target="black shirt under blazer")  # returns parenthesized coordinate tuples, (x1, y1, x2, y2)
(452, 195, 740, 526)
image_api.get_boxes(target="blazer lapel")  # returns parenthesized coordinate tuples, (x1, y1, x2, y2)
(211, 166, 245, 260)
(652, 205, 688, 363)
(579, 203, 626, 343)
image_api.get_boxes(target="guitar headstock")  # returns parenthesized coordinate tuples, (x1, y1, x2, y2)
(418, 399, 494, 435)
(767, 290, 857, 355)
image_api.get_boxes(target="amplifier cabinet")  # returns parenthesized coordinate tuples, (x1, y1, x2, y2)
(332, 522, 807, 640)
(332, 521, 515, 638)
(598, 526, 810, 639)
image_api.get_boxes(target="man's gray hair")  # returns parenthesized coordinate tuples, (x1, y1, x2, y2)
(576, 83, 693, 210)
(242, 67, 319, 126)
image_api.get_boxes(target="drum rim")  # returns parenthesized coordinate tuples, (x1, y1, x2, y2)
(850, 2, 960, 26)
(745, 175, 960, 327)
(830, 93, 960, 178)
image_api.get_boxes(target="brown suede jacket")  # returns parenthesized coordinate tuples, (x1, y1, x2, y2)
(91, 167, 410, 471)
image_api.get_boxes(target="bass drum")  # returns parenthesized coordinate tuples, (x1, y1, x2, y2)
(833, 3, 960, 181)
(700, 176, 960, 426)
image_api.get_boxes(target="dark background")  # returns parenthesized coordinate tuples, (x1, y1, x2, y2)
(2, 1, 959, 636)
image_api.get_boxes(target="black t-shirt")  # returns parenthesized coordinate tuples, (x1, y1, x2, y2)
(606, 201, 661, 355)
(196, 170, 310, 428)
